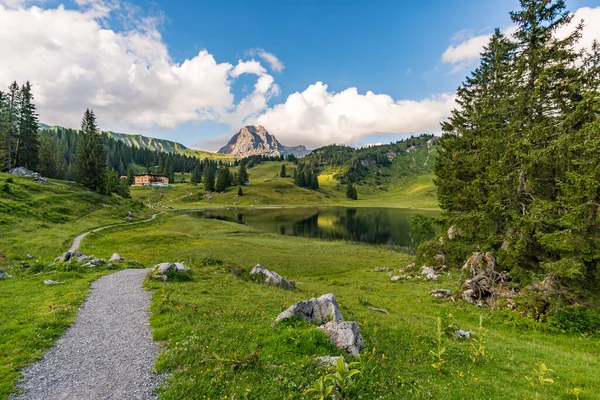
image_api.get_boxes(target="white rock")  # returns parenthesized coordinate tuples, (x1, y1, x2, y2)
(109, 253, 122, 262)
(250, 264, 294, 290)
(273, 293, 343, 326)
(318, 321, 364, 356)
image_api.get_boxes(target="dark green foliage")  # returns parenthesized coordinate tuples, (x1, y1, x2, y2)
(293, 164, 320, 190)
(280, 164, 286, 178)
(345, 182, 357, 200)
(432, 0, 600, 285)
(238, 160, 248, 184)
(203, 166, 215, 192)
(237, 186, 243, 196)
(190, 166, 201, 185)
(75, 109, 106, 192)
(409, 214, 435, 248)
(216, 166, 232, 192)
(0, 81, 40, 171)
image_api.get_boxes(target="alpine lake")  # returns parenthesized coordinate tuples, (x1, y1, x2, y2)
(186, 207, 440, 248)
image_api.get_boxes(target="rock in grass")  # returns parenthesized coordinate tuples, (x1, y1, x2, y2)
(272, 293, 343, 326)
(153, 262, 190, 274)
(455, 330, 471, 339)
(368, 307, 389, 314)
(55, 251, 72, 263)
(124, 216, 133, 222)
(430, 289, 453, 298)
(318, 321, 364, 356)
(391, 276, 402, 281)
(314, 356, 345, 368)
(250, 264, 295, 290)
(0, 270, 9, 280)
(44, 280, 63, 285)
(420, 266, 438, 281)
(109, 253, 123, 262)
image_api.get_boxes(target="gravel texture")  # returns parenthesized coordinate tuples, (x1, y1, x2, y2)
(12, 269, 162, 400)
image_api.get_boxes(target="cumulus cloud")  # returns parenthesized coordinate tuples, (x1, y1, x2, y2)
(253, 82, 456, 148)
(0, 2, 278, 131)
(249, 48, 285, 72)
(442, 6, 600, 73)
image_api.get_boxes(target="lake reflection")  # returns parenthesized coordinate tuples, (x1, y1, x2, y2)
(189, 207, 438, 247)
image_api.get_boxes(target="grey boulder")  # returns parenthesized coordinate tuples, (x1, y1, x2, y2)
(109, 253, 123, 262)
(318, 321, 364, 356)
(44, 280, 63, 285)
(421, 266, 438, 281)
(272, 293, 343, 326)
(153, 262, 190, 274)
(430, 289, 453, 298)
(250, 264, 294, 290)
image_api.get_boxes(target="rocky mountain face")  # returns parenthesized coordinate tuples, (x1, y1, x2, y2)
(218, 125, 310, 158)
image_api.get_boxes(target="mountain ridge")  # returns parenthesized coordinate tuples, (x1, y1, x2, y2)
(218, 125, 310, 158)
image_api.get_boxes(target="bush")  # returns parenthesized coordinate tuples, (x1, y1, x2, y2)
(547, 308, 600, 335)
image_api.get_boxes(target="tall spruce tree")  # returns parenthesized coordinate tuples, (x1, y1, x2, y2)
(16, 82, 40, 170)
(203, 166, 215, 192)
(238, 160, 248, 185)
(76, 109, 106, 191)
(434, 0, 600, 280)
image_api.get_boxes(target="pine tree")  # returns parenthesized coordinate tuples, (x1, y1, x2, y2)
(16, 82, 40, 170)
(310, 171, 319, 190)
(216, 166, 231, 192)
(38, 132, 59, 177)
(75, 109, 106, 191)
(127, 168, 135, 186)
(434, 0, 600, 280)
(238, 160, 248, 185)
(280, 164, 286, 177)
(346, 182, 357, 200)
(203, 166, 215, 192)
(191, 165, 201, 185)
(237, 185, 243, 196)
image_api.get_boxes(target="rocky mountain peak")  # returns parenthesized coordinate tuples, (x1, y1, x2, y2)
(218, 125, 310, 158)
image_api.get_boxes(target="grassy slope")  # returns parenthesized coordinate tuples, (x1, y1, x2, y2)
(81, 213, 600, 399)
(131, 161, 438, 210)
(0, 173, 155, 398)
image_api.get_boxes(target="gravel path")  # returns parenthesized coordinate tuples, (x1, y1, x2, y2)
(12, 269, 162, 400)
(68, 213, 160, 253)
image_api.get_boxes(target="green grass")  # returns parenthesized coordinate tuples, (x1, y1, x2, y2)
(0, 173, 151, 262)
(131, 161, 439, 210)
(80, 213, 600, 400)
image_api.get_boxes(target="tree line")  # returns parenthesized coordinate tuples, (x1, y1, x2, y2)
(432, 0, 600, 284)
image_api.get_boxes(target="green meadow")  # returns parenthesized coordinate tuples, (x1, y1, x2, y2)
(1, 172, 599, 399)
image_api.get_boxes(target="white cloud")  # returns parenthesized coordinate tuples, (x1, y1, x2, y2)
(249, 48, 285, 72)
(253, 82, 456, 148)
(442, 6, 600, 73)
(0, 3, 278, 131)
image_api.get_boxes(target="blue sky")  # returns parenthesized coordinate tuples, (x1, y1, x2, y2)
(1, 0, 599, 150)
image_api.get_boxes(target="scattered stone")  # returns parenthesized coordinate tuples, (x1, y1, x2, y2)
(44, 280, 63, 285)
(420, 266, 438, 281)
(406, 263, 415, 270)
(25, 254, 34, 259)
(447, 225, 457, 240)
(367, 307, 389, 314)
(318, 321, 364, 356)
(153, 262, 190, 275)
(250, 264, 295, 290)
(75, 255, 90, 263)
(82, 262, 95, 268)
(127, 211, 135, 218)
(206, 193, 214, 201)
(314, 356, 344, 368)
(430, 289, 453, 298)
(22, 262, 30, 268)
(455, 330, 471, 339)
(434, 252, 445, 265)
(109, 253, 123, 262)
(0, 270, 9, 280)
(374, 266, 390, 272)
(390, 276, 402, 281)
(124, 216, 133, 222)
(272, 293, 343, 326)
(9, 167, 48, 184)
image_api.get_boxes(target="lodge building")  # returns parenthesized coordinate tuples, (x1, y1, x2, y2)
(120, 174, 169, 187)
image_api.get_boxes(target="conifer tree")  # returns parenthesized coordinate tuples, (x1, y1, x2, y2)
(216, 166, 231, 192)
(203, 166, 215, 191)
(75, 109, 106, 191)
(434, 0, 600, 280)
(238, 160, 248, 185)
(191, 165, 201, 185)
(280, 164, 286, 178)
(16, 82, 40, 170)
(346, 182, 357, 200)
(237, 185, 243, 196)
